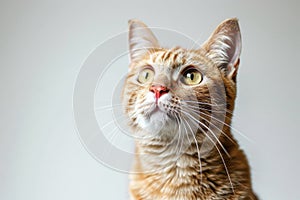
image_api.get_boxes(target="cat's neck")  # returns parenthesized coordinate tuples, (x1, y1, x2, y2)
(133, 130, 237, 173)
(129, 130, 243, 199)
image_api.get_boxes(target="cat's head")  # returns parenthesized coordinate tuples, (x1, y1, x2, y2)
(122, 19, 241, 140)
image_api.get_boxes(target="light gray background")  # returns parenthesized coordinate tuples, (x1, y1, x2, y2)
(1, 0, 299, 199)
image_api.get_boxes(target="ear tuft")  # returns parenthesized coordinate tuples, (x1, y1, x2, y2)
(128, 19, 159, 62)
(202, 18, 242, 80)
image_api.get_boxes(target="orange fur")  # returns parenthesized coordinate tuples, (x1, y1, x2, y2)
(122, 18, 258, 200)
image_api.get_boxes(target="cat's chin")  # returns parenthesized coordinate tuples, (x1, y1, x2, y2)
(138, 109, 178, 136)
(148, 106, 170, 119)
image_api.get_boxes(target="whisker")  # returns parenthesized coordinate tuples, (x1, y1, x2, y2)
(181, 105, 236, 144)
(178, 119, 185, 155)
(107, 126, 119, 141)
(180, 109, 230, 157)
(181, 117, 203, 186)
(94, 103, 124, 111)
(198, 111, 250, 141)
(181, 100, 227, 107)
(186, 114, 235, 194)
(98, 113, 128, 130)
(183, 103, 235, 116)
(174, 114, 183, 155)
(185, 105, 253, 142)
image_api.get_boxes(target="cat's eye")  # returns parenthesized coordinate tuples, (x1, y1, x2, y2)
(137, 68, 154, 84)
(181, 68, 203, 85)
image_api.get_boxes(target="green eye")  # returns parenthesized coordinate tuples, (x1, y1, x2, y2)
(181, 68, 203, 85)
(138, 68, 154, 84)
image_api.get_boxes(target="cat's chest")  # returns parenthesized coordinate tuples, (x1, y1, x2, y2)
(131, 149, 236, 199)
(149, 154, 202, 188)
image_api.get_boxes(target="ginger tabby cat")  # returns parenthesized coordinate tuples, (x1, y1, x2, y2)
(122, 18, 257, 200)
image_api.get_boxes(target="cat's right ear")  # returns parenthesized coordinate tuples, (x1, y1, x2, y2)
(128, 19, 159, 62)
(201, 18, 242, 81)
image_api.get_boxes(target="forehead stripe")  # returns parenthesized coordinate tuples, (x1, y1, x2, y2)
(162, 50, 172, 61)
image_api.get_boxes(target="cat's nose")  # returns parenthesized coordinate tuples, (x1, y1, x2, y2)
(150, 85, 169, 99)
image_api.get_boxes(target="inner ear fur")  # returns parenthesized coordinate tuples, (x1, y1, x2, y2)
(128, 19, 160, 63)
(201, 18, 242, 81)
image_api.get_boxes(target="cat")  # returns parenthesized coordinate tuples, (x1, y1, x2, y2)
(121, 18, 258, 200)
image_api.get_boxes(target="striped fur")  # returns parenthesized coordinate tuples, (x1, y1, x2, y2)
(122, 19, 257, 200)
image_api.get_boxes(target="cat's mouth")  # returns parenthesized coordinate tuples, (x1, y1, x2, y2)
(150, 106, 162, 114)
(147, 103, 178, 121)
(146, 105, 164, 118)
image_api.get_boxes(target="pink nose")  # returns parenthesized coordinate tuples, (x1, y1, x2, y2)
(150, 85, 169, 99)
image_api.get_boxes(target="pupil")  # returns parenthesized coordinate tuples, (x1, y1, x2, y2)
(189, 73, 194, 80)
(145, 72, 149, 79)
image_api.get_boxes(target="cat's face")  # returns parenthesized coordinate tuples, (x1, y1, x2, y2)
(122, 19, 241, 139)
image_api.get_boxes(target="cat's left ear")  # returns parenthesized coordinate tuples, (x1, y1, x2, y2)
(128, 19, 160, 63)
(202, 18, 241, 81)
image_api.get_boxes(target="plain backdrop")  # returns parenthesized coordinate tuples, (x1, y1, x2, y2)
(0, 0, 299, 199)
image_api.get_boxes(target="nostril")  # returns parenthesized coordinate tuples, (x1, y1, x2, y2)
(150, 85, 169, 99)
